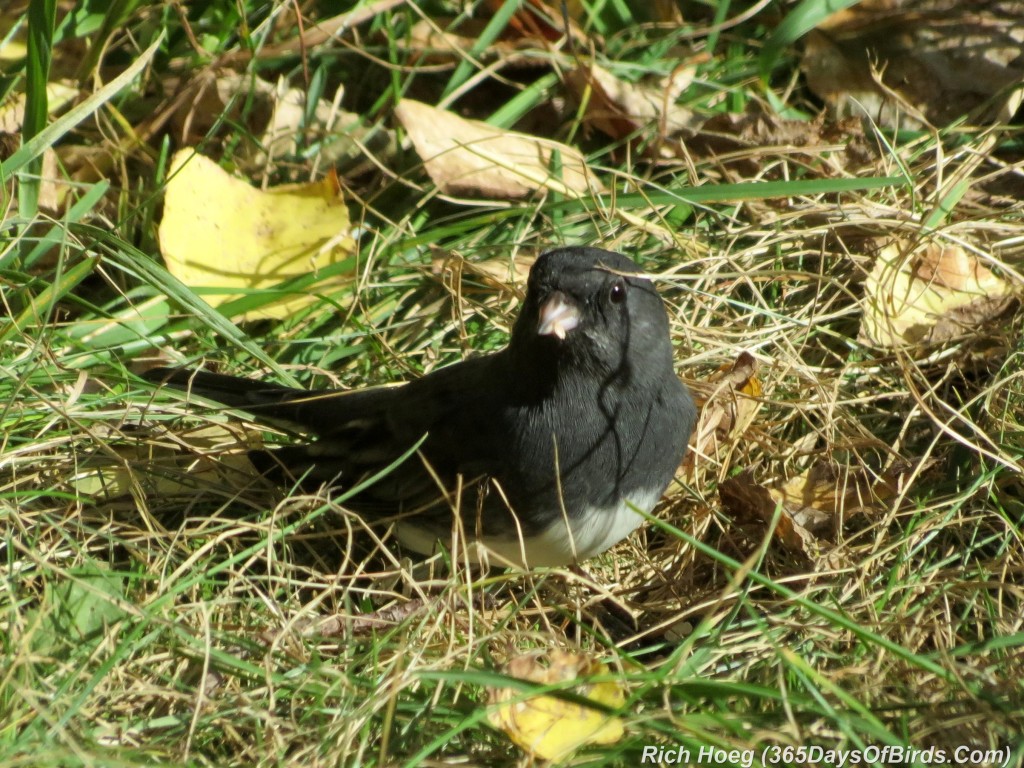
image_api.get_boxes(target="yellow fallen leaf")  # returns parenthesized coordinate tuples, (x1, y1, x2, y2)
(487, 649, 625, 762)
(395, 99, 604, 198)
(158, 149, 356, 320)
(860, 242, 1015, 350)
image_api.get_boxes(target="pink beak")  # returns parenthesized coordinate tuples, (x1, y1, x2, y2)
(537, 291, 580, 340)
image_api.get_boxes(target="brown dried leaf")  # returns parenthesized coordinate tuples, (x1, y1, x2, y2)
(859, 241, 1017, 349)
(720, 461, 924, 565)
(395, 99, 603, 198)
(491, 0, 590, 47)
(564, 62, 701, 144)
(291, 600, 426, 639)
(802, 1, 1024, 128)
(719, 471, 820, 561)
(403, 1, 587, 69)
(212, 0, 404, 66)
(692, 352, 762, 465)
(770, 462, 903, 529)
(691, 108, 873, 173)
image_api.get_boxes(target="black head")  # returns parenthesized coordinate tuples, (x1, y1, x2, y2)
(510, 247, 675, 385)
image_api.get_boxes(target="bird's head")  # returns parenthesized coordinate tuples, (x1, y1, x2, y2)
(511, 247, 675, 387)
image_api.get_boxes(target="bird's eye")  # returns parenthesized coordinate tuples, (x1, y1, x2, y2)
(609, 280, 626, 304)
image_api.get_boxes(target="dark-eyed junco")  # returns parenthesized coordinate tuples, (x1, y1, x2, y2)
(144, 247, 696, 567)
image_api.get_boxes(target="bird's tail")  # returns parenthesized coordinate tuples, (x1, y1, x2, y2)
(142, 366, 321, 425)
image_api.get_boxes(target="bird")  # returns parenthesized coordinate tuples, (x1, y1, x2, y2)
(144, 246, 696, 568)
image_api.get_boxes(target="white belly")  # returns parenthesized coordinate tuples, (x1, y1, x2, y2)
(394, 487, 662, 568)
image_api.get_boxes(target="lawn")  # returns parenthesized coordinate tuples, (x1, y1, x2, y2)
(2, 1, 1023, 766)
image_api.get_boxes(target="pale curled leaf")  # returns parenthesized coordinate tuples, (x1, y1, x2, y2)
(431, 251, 535, 296)
(170, 73, 392, 170)
(0, 81, 79, 211)
(168, 71, 276, 144)
(70, 425, 261, 499)
(256, 80, 392, 169)
(0, 81, 79, 133)
(774, 460, 925, 520)
(395, 99, 603, 198)
(564, 62, 700, 144)
(859, 242, 1016, 350)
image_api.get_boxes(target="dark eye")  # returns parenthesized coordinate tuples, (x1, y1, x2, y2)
(609, 280, 626, 304)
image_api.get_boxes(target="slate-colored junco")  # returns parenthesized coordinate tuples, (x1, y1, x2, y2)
(144, 247, 696, 567)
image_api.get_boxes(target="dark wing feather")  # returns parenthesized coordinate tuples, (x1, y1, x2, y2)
(142, 367, 398, 433)
(142, 362, 505, 516)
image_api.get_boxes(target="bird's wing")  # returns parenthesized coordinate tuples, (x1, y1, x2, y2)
(144, 362, 505, 516)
